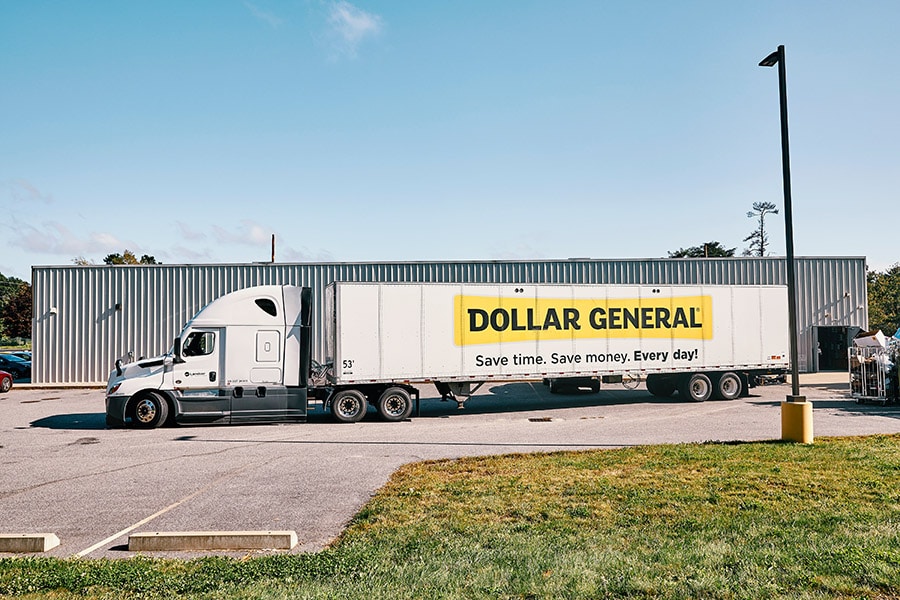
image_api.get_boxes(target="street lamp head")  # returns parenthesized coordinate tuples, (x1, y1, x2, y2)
(759, 50, 779, 67)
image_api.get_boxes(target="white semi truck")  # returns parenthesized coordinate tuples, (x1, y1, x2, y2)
(105, 282, 790, 428)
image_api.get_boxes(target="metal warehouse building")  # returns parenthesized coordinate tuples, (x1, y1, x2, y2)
(31, 256, 868, 385)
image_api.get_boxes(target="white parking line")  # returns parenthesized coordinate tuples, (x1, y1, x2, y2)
(74, 464, 257, 558)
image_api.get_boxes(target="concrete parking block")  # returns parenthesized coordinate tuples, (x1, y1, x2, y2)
(129, 530, 298, 552)
(0, 533, 60, 553)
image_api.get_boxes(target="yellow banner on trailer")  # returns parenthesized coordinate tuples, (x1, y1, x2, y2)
(454, 295, 713, 346)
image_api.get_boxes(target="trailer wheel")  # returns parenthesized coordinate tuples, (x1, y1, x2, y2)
(679, 373, 712, 402)
(714, 372, 742, 400)
(548, 378, 564, 394)
(331, 389, 368, 423)
(646, 374, 676, 397)
(131, 392, 169, 429)
(377, 387, 413, 421)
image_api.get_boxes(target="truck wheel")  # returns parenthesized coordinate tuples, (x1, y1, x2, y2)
(679, 374, 712, 402)
(131, 392, 168, 429)
(331, 389, 368, 423)
(714, 372, 742, 400)
(646, 374, 676, 397)
(377, 387, 413, 421)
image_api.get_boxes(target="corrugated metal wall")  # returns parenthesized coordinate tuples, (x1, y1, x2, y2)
(31, 257, 868, 384)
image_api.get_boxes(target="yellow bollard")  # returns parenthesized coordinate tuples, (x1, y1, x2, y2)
(781, 397, 813, 444)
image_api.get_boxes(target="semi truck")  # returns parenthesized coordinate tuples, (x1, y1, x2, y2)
(105, 282, 790, 428)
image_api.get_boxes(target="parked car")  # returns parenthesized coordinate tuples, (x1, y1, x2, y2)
(0, 354, 31, 381)
(0, 370, 11, 393)
(8, 350, 31, 361)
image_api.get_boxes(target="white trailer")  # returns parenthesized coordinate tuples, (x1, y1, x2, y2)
(106, 282, 789, 427)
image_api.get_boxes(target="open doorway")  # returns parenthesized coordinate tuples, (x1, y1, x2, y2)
(815, 326, 858, 371)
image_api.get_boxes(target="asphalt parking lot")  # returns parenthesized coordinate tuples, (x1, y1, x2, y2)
(2, 374, 898, 559)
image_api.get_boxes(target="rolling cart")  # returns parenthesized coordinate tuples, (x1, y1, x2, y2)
(849, 341, 898, 405)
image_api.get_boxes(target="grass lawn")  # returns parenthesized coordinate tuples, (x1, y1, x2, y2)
(2, 435, 899, 599)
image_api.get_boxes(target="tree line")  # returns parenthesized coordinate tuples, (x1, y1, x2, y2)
(0, 274, 30, 340)
(867, 264, 900, 337)
(667, 202, 778, 258)
(665, 202, 898, 335)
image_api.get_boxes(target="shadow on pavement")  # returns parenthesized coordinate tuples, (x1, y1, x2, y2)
(810, 399, 900, 419)
(409, 381, 685, 419)
(30, 413, 107, 430)
(748, 396, 899, 420)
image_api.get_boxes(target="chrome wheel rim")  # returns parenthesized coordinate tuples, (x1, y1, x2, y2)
(336, 396, 361, 419)
(721, 376, 740, 397)
(382, 394, 406, 417)
(691, 379, 710, 400)
(135, 398, 157, 423)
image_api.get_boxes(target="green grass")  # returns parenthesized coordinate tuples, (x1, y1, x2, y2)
(2, 435, 900, 599)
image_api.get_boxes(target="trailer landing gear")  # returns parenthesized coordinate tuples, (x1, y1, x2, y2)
(434, 381, 484, 409)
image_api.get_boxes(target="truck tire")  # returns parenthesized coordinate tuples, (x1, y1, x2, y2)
(646, 374, 676, 397)
(714, 372, 742, 400)
(679, 373, 712, 402)
(548, 378, 564, 394)
(331, 389, 368, 423)
(131, 392, 169, 429)
(377, 387, 413, 421)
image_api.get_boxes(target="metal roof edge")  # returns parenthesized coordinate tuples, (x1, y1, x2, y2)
(30, 256, 869, 270)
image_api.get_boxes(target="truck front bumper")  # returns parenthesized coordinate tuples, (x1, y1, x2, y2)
(105, 395, 129, 427)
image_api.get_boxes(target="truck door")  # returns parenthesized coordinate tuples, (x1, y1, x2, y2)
(229, 329, 289, 422)
(175, 328, 229, 420)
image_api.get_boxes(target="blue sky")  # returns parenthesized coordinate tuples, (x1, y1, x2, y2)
(1, 1, 898, 281)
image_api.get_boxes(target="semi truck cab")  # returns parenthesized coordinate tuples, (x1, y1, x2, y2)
(106, 285, 312, 428)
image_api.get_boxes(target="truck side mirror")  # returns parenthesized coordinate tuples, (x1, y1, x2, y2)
(173, 337, 185, 364)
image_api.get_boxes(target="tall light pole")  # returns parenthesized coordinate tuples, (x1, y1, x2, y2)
(759, 45, 813, 443)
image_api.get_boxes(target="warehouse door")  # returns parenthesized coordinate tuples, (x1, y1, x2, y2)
(815, 326, 851, 371)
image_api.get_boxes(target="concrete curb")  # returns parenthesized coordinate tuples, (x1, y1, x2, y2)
(129, 531, 298, 552)
(0, 533, 60, 553)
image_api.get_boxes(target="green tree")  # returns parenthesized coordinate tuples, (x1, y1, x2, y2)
(73, 250, 160, 265)
(742, 202, 779, 256)
(103, 250, 159, 265)
(1, 282, 32, 339)
(0, 274, 30, 340)
(867, 263, 900, 337)
(0, 273, 25, 304)
(668, 241, 736, 258)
